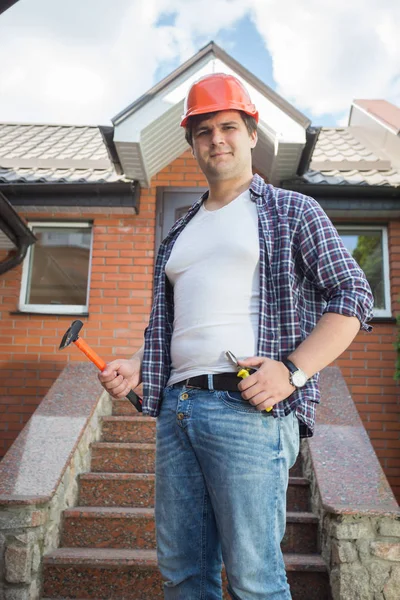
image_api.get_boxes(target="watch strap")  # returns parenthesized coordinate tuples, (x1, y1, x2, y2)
(281, 358, 298, 375)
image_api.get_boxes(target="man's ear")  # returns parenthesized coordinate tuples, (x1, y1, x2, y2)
(250, 130, 258, 149)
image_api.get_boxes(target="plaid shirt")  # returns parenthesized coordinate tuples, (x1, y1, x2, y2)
(142, 174, 374, 437)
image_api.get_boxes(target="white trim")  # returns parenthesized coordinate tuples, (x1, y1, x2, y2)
(336, 224, 391, 318)
(350, 103, 398, 135)
(19, 221, 93, 315)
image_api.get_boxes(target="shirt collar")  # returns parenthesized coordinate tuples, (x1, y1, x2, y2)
(249, 173, 269, 200)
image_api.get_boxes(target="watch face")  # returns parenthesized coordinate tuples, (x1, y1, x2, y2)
(292, 370, 308, 387)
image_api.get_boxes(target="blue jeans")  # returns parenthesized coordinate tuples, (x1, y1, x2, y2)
(155, 385, 300, 600)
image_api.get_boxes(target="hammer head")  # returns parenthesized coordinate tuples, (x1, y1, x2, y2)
(59, 320, 84, 350)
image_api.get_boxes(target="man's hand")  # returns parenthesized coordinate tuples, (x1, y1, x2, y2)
(237, 356, 295, 411)
(98, 356, 142, 399)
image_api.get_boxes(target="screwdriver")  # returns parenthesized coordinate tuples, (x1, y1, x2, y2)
(226, 351, 273, 412)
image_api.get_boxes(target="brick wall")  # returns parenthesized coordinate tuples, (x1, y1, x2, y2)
(0, 150, 399, 502)
(0, 151, 207, 458)
(334, 219, 400, 502)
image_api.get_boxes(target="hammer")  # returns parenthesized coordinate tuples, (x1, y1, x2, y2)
(59, 320, 142, 412)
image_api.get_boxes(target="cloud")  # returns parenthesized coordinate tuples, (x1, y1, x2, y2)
(0, 0, 398, 125)
(250, 0, 400, 117)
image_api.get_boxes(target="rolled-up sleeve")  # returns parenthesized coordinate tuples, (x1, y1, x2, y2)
(296, 197, 374, 332)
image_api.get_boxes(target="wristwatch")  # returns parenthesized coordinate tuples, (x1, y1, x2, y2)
(282, 358, 308, 388)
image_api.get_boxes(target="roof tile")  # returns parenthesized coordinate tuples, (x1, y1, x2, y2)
(0, 123, 110, 165)
(0, 166, 126, 185)
(303, 126, 400, 187)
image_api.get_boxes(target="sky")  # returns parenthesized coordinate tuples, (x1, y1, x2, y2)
(0, 0, 399, 128)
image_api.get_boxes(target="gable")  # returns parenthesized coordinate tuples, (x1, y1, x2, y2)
(112, 42, 311, 187)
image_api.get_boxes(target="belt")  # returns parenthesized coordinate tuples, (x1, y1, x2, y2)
(172, 372, 242, 392)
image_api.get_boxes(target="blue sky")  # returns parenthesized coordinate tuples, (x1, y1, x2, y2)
(0, 0, 399, 128)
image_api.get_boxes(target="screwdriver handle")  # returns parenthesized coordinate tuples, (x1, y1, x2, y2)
(237, 367, 272, 412)
(237, 368, 250, 379)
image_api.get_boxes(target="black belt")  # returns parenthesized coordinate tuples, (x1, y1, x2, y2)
(172, 372, 242, 392)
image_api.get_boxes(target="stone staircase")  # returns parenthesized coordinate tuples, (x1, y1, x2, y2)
(42, 399, 332, 599)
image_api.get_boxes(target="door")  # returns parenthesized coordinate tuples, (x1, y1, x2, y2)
(155, 187, 207, 251)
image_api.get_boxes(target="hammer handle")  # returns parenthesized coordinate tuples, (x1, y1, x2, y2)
(73, 337, 143, 412)
(74, 338, 106, 371)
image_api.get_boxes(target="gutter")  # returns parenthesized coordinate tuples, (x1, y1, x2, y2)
(0, 180, 141, 211)
(281, 181, 400, 199)
(0, 191, 37, 275)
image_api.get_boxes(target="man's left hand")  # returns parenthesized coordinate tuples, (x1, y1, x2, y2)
(237, 356, 296, 411)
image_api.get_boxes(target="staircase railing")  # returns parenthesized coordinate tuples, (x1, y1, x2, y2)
(302, 367, 400, 600)
(0, 363, 111, 600)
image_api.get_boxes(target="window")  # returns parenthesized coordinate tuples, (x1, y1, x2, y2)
(19, 222, 93, 314)
(337, 225, 391, 318)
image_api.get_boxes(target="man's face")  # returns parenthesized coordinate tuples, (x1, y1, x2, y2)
(190, 110, 257, 182)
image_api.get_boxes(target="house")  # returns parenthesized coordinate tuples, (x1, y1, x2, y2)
(1, 42, 399, 499)
(0, 40, 399, 599)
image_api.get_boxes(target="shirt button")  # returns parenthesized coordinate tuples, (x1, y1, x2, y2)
(181, 393, 189, 400)
(177, 412, 185, 420)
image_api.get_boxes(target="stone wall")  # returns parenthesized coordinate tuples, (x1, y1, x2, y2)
(325, 514, 400, 599)
(302, 436, 400, 600)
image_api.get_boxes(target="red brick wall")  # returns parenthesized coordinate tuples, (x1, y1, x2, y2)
(334, 220, 400, 501)
(0, 151, 399, 502)
(0, 151, 207, 458)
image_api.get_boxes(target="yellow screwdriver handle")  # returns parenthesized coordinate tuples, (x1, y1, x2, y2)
(237, 368, 272, 412)
(237, 368, 250, 379)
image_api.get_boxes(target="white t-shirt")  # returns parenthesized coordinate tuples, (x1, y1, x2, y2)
(165, 189, 260, 385)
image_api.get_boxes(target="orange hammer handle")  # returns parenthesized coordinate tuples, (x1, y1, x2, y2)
(74, 337, 106, 371)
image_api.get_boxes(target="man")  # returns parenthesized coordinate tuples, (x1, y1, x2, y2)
(99, 73, 374, 599)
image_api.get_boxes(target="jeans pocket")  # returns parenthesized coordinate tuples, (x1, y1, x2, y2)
(219, 390, 260, 414)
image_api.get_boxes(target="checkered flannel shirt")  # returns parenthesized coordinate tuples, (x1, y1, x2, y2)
(142, 174, 374, 437)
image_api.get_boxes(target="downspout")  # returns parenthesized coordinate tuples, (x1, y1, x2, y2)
(0, 242, 30, 275)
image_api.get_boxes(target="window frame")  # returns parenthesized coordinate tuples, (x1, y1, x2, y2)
(19, 221, 93, 315)
(336, 224, 391, 318)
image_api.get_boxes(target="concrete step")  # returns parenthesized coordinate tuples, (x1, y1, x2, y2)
(42, 548, 161, 600)
(42, 548, 330, 600)
(91, 440, 303, 479)
(90, 443, 155, 473)
(112, 398, 139, 416)
(101, 416, 156, 443)
(61, 507, 156, 550)
(287, 476, 310, 512)
(61, 507, 318, 554)
(289, 453, 303, 477)
(79, 473, 156, 508)
(78, 472, 309, 512)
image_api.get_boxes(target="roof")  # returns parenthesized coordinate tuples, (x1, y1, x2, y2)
(0, 166, 123, 185)
(302, 168, 400, 187)
(353, 100, 400, 134)
(301, 127, 400, 187)
(0, 123, 126, 185)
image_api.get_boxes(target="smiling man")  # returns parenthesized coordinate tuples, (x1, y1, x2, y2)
(99, 73, 374, 599)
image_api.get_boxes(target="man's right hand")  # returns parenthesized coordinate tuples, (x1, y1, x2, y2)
(98, 356, 142, 399)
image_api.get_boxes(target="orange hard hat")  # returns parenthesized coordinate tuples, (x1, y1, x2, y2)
(180, 73, 259, 128)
